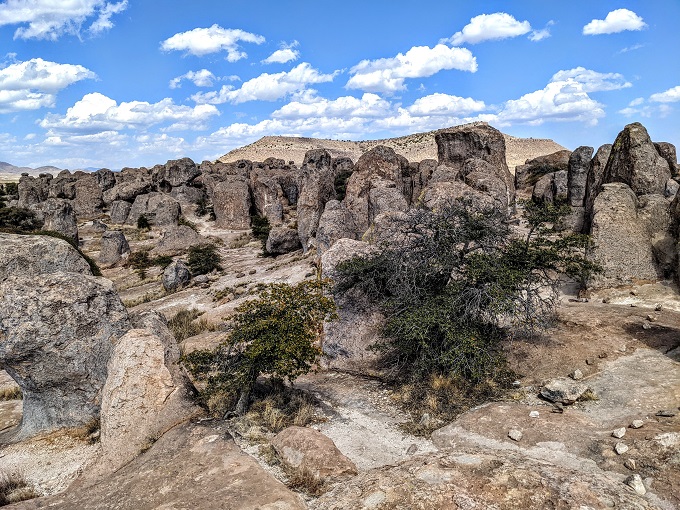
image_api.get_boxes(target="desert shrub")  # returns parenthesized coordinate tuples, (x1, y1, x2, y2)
(334, 170, 353, 201)
(251, 215, 271, 254)
(195, 197, 215, 220)
(125, 250, 173, 279)
(0, 207, 43, 232)
(0, 386, 22, 401)
(168, 308, 215, 342)
(178, 216, 198, 231)
(182, 280, 336, 416)
(0, 471, 39, 507)
(136, 214, 150, 230)
(334, 200, 598, 423)
(187, 244, 222, 275)
(1, 182, 18, 196)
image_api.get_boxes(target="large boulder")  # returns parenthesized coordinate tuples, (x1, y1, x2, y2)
(99, 230, 130, 268)
(514, 150, 571, 190)
(212, 175, 251, 229)
(462, 158, 510, 211)
(603, 122, 671, 196)
(297, 149, 336, 251)
(0, 233, 91, 281)
(151, 225, 209, 256)
(109, 200, 132, 224)
(31, 198, 78, 242)
(271, 426, 357, 482)
(532, 173, 555, 204)
(152, 157, 200, 190)
(567, 146, 594, 207)
(103, 168, 152, 204)
(0, 272, 131, 438)
(583, 144, 613, 233)
(17, 173, 50, 208)
(97, 311, 200, 476)
(125, 192, 181, 227)
(72, 175, 104, 218)
(317, 200, 357, 253)
(411, 159, 437, 204)
(265, 227, 302, 255)
(93, 168, 116, 192)
(654, 142, 678, 177)
(249, 164, 296, 226)
(422, 180, 496, 212)
(162, 260, 191, 292)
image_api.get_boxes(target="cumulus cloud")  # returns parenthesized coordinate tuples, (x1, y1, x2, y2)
(444, 13, 531, 45)
(191, 63, 337, 104)
(40, 92, 219, 133)
(262, 41, 300, 64)
(650, 85, 680, 103)
(0, 58, 96, 113)
(346, 44, 477, 94)
(550, 67, 631, 92)
(272, 92, 392, 120)
(160, 25, 265, 60)
(406, 93, 486, 116)
(0, 0, 128, 40)
(583, 9, 647, 35)
(529, 20, 554, 42)
(169, 69, 218, 89)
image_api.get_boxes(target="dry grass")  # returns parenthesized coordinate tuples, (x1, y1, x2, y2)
(168, 308, 216, 342)
(285, 466, 327, 497)
(0, 386, 22, 401)
(0, 471, 39, 507)
(229, 232, 253, 249)
(70, 417, 100, 444)
(246, 384, 322, 433)
(122, 288, 165, 308)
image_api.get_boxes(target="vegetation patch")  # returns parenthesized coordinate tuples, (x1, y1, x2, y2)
(334, 170, 353, 201)
(168, 308, 216, 342)
(178, 216, 199, 231)
(0, 386, 22, 401)
(136, 214, 151, 230)
(187, 244, 223, 275)
(250, 215, 272, 255)
(0, 471, 39, 507)
(125, 250, 173, 280)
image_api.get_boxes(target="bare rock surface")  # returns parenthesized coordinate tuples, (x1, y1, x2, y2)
(98, 230, 130, 268)
(0, 233, 91, 281)
(297, 149, 335, 251)
(12, 422, 306, 510)
(515, 149, 571, 190)
(31, 198, 78, 242)
(161, 259, 191, 292)
(151, 225, 208, 256)
(212, 175, 251, 229)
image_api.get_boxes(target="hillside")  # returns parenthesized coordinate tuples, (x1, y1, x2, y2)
(219, 123, 567, 172)
(0, 162, 63, 183)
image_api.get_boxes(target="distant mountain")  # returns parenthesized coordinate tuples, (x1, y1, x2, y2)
(0, 161, 63, 176)
(219, 122, 568, 172)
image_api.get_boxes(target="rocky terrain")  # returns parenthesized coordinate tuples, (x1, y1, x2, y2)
(0, 121, 678, 509)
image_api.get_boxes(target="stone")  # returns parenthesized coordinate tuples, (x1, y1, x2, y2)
(507, 429, 523, 442)
(612, 427, 626, 439)
(532, 172, 555, 204)
(422, 180, 497, 213)
(570, 369, 584, 381)
(529, 411, 539, 418)
(539, 379, 589, 404)
(567, 146, 594, 207)
(316, 200, 357, 253)
(614, 442, 629, 455)
(584, 144, 613, 233)
(271, 426, 358, 482)
(0, 272, 130, 438)
(655, 303, 663, 311)
(97, 311, 201, 477)
(462, 157, 510, 211)
(72, 175, 104, 218)
(265, 227, 302, 255)
(212, 175, 251, 229)
(126, 192, 181, 227)
(162, 260, 191, 292)
(17, 174, 50, 208)
(665, 177, 679, 198)
(103, 171, 152, 204)
(31, 198, 79, 242)
(0, 233, 91, 281)
(515, 150, 571, 190)
(153, 157, 200, 190)
(91, 219, 108, 233)
(654, 142, 678, 177)
(603, 122, 671, 196)
(631, 420, 644, 429)
(249, 164, 294, 225)
(625, 474, 646, 495)
(624, 459, 637, 471)
(655, 409, 677, 417)
(93, 168, 116, 191)
(297, 149, 335, 251)
(109, 200, 132, 224)
(151, 225, 208, 256)
(99, 230, 131, 268)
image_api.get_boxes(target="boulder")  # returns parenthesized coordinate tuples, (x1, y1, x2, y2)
(540, 379, 589, 404)
(126, 193, 181, 227)
(162, 260, 191, 292)
(103, 168, 152, 204)
(583, 144, 612, 233)
(271, 426, 357, 482)
(152, 157, 200, 190)
(567, 146, 594, 207)
(515, 150, 571, 190)
(266, 227, 302, 255)
(212, 175, 251, 229)
(317, 200, 357, 253)
(170, 184, 206, 205)
(151, 225, 209, 256)
(654, 142, 678, 177)
(99, 230, 130, 268)
(462, 157, 510, 211)
(93, 168, 116, 191)
(97, 311, 200, 476)
(48, 172, 76, 200)
(321, 239, 383, 373)
(32, 198, 78, 242)
(0, 272, 130, 438)
(411, 159, 437, 204)
(109, 200, 132, 224)
(249, 166, 294, 225)
(17, 174, 50, 208)
(422, 180, 496, 212)
(665, 178, 679, 198)
(532, 173, 555, 204)
(603, 122, 671, 196)
(297, 149, 336, 251)
(73, 175, 104, 218)
(0, 233, 91, 281)
(91, 219, 108, 233)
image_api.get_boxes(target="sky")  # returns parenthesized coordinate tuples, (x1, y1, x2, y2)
(0, 0, 678, 170)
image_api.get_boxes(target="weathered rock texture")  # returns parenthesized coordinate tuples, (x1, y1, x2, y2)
(266, 227, 301, 255)
(212, 176, 251, 229)
(297, 149, 336, 251)
(32, 198, 79, 242)
(515, 150, 571, 190)
(162, 259, 191, 292)
(98, 230, 130, 268)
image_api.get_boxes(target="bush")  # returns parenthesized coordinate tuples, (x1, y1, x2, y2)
(0, 207, 43, 232)
(0, 471, 39, 506)
(136, 215, 151, 230)
(187, 244, 222, 275)
(182, 280, 337, 416)
(334, 170, 353, 201)
(251, 215, 271, 254)
(168, 308, 215, 342)
(125, 250, 173, 280)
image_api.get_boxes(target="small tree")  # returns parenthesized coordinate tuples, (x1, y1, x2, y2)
(182, 280, 337, 416)
(187, 244, 222, 275)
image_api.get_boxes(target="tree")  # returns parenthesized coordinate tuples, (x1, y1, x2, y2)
(187, 244, 223, 275)
(182, 280, 337, 416)
(335, 199, 597, 384)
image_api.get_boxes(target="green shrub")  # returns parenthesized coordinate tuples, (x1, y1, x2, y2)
(136, 215, 151, 230)
(251, 215, 271, 253)
(125, 250, 173, 280)
(334, 170, 353, 201)
(3, 182, 18, 195)
(0, 207, 43, 232)
(178, 216, 199, 231)
(187, 244, 222, 275)
(182, 280, 336, 416)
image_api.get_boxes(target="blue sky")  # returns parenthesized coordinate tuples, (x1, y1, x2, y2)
(0, 0, 678, 169)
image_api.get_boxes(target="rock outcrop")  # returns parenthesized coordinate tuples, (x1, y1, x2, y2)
(265, 227, 301, 255)
(151, 225, 208, 256)
(515, 150, 571, 190)
(162, 259, 191, 292)
(125, 193, 181, 227)
(98, 230, 130, 268)
(317, 200, 357, 253)
(212, 176, 251, 229)
(31, 198, 78, 242)
(109, 200, 132, 224)
(296, 149, 336, 251)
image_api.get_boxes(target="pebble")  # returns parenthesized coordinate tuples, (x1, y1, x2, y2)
(511, 380, 521, 388)
(646, 315, 656, 322)
(598, 352, 608, 359)
(612, 427, 626, 439)
(602, 297, 610, 304)
(624, 459, 637, 470)
(585, 358, 595, 366)
(630, 303, 637, 308)
(655, 303, 663, 311)
(570, 369, 584, 380)
(529, 411, 540, 418)
(236, 272, 246, 278)
(624, 474, 646, 495)
(642, 322, 652, 330)
(406, 444, 418, 455)
(630, 290, 638, 296)
(248, 269, 256, 275)
(614, 442, 629, 455)
(631, 420, 644, 429)
(656, 409, 677, 417)
(508, 429, 523, 442)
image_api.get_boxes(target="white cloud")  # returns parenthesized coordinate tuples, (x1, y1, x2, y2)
(346, 44, 477, 94)
(160, 24, 265, 60)
(618, 43, 644, 54)
(262, 41, 300, 64)
(529, 21, 554, 42)
(169, 69, 217, 89)
(650, 86, 680, 103)
(191, 63, 337, 104)
(550, 67, 631, 92)
(0, 58, 96, 113)
(0, 0, 128, 40)
(628, 97, 645, 107)
(272, 92, 392, 120)
(445, 13, 531, 45)
(407, 93, 486, 116)
(583, 9, 647, 35)
(40, 92, 219, 133)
